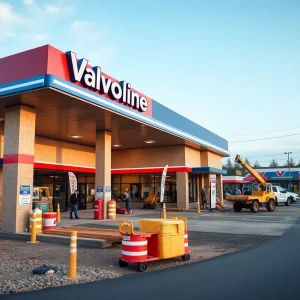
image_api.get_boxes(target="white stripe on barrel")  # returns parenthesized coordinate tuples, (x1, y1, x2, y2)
(120, 235, 148, 262)
(43, 212, 57, 230)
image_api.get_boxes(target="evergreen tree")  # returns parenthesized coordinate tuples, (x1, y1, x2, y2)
(297, 159, 300, 167)
(284, 158, 296, 167)
(245, 157, 251, 166)
(225, 158, 233, 168)
(269, 159, 279, 167)
(253, 160, 260, 168)
(289, 158, 296, 167)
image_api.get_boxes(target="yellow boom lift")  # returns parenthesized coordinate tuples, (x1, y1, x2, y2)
(226, 155, 276, 213)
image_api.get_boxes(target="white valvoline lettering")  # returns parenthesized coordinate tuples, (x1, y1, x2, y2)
(83, 68, 96, 88)
(109, 82, 122, 100)
(139, 97, 148, 112)
(100, 75, 112, 94)
(66, 52, 148, 112)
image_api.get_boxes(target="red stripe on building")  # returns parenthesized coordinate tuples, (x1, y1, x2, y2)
(3, 154, 34, 164)
(34, 162, 95, 173)
(33, 162, 191, 174)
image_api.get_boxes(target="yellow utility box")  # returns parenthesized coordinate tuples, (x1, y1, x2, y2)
(139, 218, 185, 259)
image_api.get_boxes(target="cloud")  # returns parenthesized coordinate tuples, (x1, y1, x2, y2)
(45, 5, 58, 13)
(22, 34, 48, 41)
(45, 4, 73, 14)
(23, 0, 33, 5)
(70, 21, 104, 40)
(0, 2, 26, 39)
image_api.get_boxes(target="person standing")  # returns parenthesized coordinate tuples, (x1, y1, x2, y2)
(123, 188, 133, 214)
(70, 190, 80, 219)
(201, 186, 207, 209)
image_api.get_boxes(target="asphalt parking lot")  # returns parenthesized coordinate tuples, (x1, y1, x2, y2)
(72, 202, 300, 237)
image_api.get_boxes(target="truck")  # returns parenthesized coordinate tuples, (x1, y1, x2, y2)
(272, 185, 293, 206)
(226, 155, 276, 213)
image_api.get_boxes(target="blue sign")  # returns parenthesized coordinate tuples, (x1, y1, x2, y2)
(96, 186, 103, 200)
(245, 170, 300, 181)
(19, 185, 31, 205)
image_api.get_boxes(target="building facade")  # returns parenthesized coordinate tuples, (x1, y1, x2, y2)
(244, 167, 300, 193)
(0, 45, 229, 233)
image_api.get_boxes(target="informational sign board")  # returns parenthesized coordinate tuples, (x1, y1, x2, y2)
(105, 186, 111, 199)
(160, 165, 168, 203)
(96, 186, 103, 200)
(210, 178, 217, 210)
(19, 185, 31, 205)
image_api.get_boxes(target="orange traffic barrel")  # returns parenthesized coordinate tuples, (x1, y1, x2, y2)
(43, 212, 57, 230)
(30, 208, 42, 233)
(121, 234, 148, 262)
(108, 200, 116, 219)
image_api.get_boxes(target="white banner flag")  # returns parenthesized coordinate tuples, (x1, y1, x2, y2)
(68, 172, 78, 195)
(160, 165, 168, 203)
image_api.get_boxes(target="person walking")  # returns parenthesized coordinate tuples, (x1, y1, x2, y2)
(123, 188, 133, 214)
(70, 190, 80, 219)
(201, 186, 207, 209)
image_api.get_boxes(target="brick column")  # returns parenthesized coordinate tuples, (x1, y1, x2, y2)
(2, 106, 36, 233)
(216, 174, 223, 202)
(176, 172, 189, 209)
(204, 174, 210, 205)
(0, 121, 3, 220)
(95, 131, 111, 219)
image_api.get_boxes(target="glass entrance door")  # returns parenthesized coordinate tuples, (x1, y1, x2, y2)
(78, 183, 86, 210)
(53, 184, 67, 212)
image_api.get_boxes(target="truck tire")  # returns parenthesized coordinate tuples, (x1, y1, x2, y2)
(250, 200, 259, 213)
(266, 199, 275, 212)
(233, 203, 242, 212)
(285, 197, 291, 206)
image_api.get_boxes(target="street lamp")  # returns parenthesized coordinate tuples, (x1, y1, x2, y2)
(285, 152, 292, 191)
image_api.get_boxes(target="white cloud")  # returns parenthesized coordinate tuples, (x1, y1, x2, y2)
(45, 5, 58, 13)
(23, 0, 33, 5)
(0, 2, 26, 39)
(45, 4, 73, 14)
(22, 34, 48, 41)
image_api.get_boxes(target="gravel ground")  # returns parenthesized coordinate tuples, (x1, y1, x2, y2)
(0, 232, 275, 295)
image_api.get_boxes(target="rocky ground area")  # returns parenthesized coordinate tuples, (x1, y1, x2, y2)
(0, 232, 275, 295)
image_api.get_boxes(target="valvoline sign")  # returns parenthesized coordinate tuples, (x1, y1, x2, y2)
(245, 171, 300, 181)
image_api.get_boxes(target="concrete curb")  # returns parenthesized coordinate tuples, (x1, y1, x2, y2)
(0, 232, 113, 249)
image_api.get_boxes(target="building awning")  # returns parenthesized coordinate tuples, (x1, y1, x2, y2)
(192, 167, 227, 175)
(223, 180, 250, 184)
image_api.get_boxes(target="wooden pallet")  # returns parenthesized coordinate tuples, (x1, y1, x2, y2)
(166, 208, 186, 212)
(43, 226, 121, 242)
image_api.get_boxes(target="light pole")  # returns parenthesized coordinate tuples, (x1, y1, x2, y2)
(285, 152, 292, 191)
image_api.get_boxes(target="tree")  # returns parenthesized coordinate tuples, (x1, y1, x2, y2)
(269, 159, 279, 167)
(289, 158, 296, 167)
(245, 157, 251, 166)
(285, 158, 296, 167)
(253, 160, 260, 168)
(297, 159, 300, 167)
(225, 158, 233, 168)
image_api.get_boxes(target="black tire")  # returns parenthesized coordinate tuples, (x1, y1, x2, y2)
(119, 260, 128, 268)
(137, 263, 147, 272)
(182, 254, 191, 261)
(153, 203, 156, 209)
(285, 197, 291, 206)
(250, 200, 260, 213)
(233, 203, 242, 212)
(267, 199, 276, 212)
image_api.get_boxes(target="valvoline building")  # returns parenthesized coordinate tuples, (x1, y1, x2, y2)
(0, 45, 229, 233)
(244, 168, 300, 192)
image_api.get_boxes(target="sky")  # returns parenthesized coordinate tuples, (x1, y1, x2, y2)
(1, 0, 300, 167)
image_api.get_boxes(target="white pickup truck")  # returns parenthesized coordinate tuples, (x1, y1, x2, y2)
(272, 185, 294, 206)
